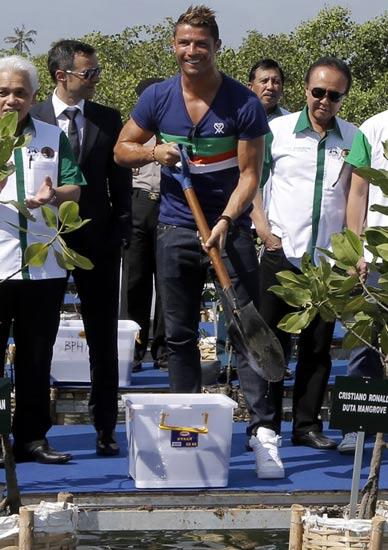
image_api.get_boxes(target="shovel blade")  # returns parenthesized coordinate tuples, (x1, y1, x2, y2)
(225, 300, 286, 382)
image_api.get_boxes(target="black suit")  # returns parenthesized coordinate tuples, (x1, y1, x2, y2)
(31, 98, 132, 433)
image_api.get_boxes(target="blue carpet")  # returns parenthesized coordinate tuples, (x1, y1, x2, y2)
(128, 360, 348, 391)
(1, 422, 384, 495)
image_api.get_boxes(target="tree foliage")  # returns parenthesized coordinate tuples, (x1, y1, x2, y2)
(31, 7, 387, 126)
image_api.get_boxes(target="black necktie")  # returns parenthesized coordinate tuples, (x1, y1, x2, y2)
(64, 109, 80, 160)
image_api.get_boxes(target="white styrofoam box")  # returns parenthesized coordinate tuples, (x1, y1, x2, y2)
(51, 320, 140, 387)
(122, 393, 237, 488)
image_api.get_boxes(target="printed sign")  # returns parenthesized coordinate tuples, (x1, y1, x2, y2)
(0, 379, 12, 434)
(330, 376, 388, 433)
(171, 430, 198, 448)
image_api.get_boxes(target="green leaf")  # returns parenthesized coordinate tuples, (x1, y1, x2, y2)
(343, 228, 363, 256)
(376, 243, 388, 262)
(0, 136, 16, 165)
(342, 319, 373, 349)
(13, 133, 31, 149)
(278, 309, 317, 334)
(380, 325, 388, 355)
(317, 303, 336, 323)
(318, 256, 333, 280)
(365, 227, 388, 246)
(58, 201, 80, 225)
(54, 249, 75, 270)
(24, 243, 49, 267)
(316, 247, 338, 263)
(60, 218, 91, 233)
(342, 294, 377, 316)
(300, 252, 314, 275)
(0, 200, 36, 221)
(378, 273, 388, 291)
(354, 166, 388, 195)
(61, 245, 94, 270)
(331, 232, 362, 269)
(0, 162, 15, 180)
(0, 111, 18, 137)
(41, 205, 57, 229)
(336, 275, 359, 294)
(370, 204, 388, 216)
(275, 270, 311, 288)
(269, 284, 312, 308)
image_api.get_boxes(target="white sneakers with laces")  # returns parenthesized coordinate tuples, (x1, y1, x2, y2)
(249, 427, 285, 479)
(338, 432, 358, 454)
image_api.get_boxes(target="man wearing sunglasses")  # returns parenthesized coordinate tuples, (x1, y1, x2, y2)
(251, 57, 357, 460)
(31, 40, 132, 457)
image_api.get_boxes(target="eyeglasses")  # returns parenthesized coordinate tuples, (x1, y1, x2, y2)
(65, 67, 102, 80)
(310, 87, 346, 103)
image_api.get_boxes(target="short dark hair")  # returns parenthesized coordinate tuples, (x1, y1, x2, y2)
(135, 77, 164, 97)
(47, 39, 96, 82)
(248, 58, 285, 85)
(305, 56, 352, 94)
(174, 5, 219, 42)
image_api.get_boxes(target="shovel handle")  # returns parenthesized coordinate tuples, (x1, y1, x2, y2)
(183, 187, 232, 291)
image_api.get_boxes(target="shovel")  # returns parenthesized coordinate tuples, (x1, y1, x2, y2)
(171, 145, 286, 382)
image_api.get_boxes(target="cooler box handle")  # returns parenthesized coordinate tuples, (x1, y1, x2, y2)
(159, 412, 209, 434)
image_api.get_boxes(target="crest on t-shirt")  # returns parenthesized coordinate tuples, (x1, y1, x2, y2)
(214, 123, 224, 134)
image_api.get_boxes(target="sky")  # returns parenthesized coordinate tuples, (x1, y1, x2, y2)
(0, 0, 387, 55)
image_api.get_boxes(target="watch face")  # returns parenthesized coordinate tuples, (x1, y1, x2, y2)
(41, 146, 55, 158)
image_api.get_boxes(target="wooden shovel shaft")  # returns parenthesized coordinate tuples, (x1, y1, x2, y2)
(184, 187, 232, 291)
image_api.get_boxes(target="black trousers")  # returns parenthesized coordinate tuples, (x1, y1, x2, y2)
(121, 189, 166, 361)
(72, 244, 121, 432)
(258, 249, 335, 435)
(0, 278, 66, 446)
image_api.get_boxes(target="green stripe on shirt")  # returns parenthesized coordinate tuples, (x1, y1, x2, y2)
(158, 132, 237, 157)
(344, 129, 372, 169)
(310, 135, 327, 260)
(260, 131, 274, 188)
(14, 148, 29, 280)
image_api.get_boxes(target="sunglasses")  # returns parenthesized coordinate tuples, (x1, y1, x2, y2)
(310, 87, 346, 103)
(65, 67, 102, 80)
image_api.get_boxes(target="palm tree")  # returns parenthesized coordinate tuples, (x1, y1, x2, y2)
(4, 25, 37, 55)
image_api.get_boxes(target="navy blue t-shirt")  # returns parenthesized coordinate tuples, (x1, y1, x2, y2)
(131, 73, 269, 229)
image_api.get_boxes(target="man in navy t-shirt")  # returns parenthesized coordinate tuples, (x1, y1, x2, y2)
(115, 5, 284, 478)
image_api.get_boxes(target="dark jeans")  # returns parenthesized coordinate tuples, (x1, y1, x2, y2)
(72, 245, 121, 432)
(157, 222, 266, 435)
(259, 249, 335, 435)
(0, 278, 66, 446)
(121, 189, 166, 361)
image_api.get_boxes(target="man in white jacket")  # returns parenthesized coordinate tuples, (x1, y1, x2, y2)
(0, 55, 84, 464)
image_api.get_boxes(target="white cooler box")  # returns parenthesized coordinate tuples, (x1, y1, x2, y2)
(51, 320, 140, 387)
(123, 393, 237, 488)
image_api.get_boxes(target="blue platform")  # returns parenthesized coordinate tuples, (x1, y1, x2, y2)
(1, 421, 386, 496)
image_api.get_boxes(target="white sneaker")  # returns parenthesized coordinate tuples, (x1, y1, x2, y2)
(338, 432, 358, 454)
(249, 427, 285, 479)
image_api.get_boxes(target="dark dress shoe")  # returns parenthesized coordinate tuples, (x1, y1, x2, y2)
(131, 360, 142, 373)
(13, 440, 72, 464)
(153, 353, 168, 371)
(96, 430, 119, 456)
(291, 431, 337, 450)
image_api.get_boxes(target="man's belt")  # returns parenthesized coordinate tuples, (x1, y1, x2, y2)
(136, 189, 161, 201)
